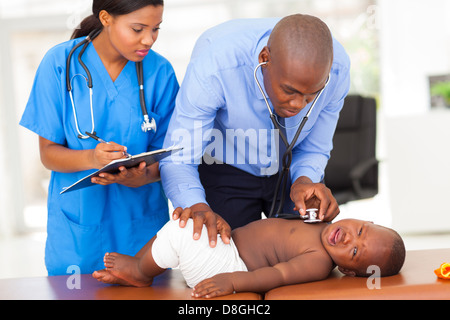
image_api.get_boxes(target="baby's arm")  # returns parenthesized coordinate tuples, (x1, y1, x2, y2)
(192, 253, 333, 298)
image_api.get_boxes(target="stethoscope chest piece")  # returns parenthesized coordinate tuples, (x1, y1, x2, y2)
(141, 115, 157, 133)
(302, 208, 322, 224)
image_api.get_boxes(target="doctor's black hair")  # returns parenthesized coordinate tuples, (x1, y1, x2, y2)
(71, 0, 164, 39)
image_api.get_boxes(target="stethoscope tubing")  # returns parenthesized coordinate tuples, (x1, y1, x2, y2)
(65, 29, 156, 139)
(66, 29, 101, 92)
(253, 62, 330, 217)
(136, 61, 149, 119)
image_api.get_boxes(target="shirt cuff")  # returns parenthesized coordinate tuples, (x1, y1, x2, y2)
(169, 185, 208, 209)
(290, 166, 324, 184)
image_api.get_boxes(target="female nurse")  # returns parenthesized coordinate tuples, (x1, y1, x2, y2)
(19, 0, 179, 276)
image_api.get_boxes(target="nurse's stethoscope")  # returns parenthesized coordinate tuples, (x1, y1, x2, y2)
(253, 61, 330, 220)
(66, 29, 157, 140)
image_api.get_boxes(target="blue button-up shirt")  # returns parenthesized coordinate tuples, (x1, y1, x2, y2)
(160, 18, 350, 209)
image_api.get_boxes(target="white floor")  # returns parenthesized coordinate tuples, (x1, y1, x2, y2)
(0, 231, 47, 279)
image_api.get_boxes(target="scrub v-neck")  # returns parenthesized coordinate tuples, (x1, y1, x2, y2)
(86, 43, 134, 101)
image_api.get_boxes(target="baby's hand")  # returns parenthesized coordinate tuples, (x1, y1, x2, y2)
(192, 274, 234, 299)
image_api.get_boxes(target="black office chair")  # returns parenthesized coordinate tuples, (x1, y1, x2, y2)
(324, 95, 379, 205)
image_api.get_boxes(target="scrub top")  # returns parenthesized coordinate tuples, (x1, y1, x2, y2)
(20, 37, 179, 276)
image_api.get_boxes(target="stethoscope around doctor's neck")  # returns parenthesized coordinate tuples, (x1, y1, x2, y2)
(66, 28, 157, 140)
(253, 61, 331, 218)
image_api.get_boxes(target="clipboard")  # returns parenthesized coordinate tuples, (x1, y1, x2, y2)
(60, 145, 183, 194)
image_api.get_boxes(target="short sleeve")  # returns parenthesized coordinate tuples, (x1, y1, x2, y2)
(20, 48, 66, 145)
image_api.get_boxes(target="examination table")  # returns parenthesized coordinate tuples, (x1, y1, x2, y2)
(0, 249, 448, 300)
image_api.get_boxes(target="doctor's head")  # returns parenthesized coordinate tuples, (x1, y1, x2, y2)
(72, 0, 164, 62)
(259, 14, 333, 118)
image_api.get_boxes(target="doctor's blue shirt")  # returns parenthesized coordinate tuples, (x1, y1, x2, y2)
(160, 18, 350, 210)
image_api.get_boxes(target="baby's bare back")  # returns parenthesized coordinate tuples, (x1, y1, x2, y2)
(231, 218, 329, 271)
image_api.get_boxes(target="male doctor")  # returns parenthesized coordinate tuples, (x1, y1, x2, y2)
(160, 14, 350, 245)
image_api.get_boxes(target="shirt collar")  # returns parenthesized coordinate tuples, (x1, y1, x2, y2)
(252, 34, 270, 100)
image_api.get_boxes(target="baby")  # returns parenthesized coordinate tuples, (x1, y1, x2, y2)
(93, 213, 405, 298)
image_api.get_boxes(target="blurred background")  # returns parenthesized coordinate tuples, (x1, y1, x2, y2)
(1, 0, 450, 279)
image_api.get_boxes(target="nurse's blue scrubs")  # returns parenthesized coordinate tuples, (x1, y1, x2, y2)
(20, 38, 179, 276)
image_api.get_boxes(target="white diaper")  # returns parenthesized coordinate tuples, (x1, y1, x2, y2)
(151, 219, 247, 288)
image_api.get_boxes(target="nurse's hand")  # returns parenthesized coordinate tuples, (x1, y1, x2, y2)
(91, 162, 160, 187)
(290, 176, 340, 222)
(172, 204, 231, 248)
(91, 142, 129, 168)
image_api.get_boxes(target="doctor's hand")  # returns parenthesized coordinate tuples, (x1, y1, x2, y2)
(290, 176, 340, 222)
(91, 162, 160, 188)
(172, 204, 231, 248)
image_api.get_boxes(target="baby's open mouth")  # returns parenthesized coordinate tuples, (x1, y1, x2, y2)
(328, 227, 341, 245)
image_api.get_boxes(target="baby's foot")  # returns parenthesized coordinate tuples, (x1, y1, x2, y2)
(93, 252, 153, 287)
(92, 269, 131, 286)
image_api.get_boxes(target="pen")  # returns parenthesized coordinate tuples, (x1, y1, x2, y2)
(85, 131, 131, 158)
(85, 131, 109, 144)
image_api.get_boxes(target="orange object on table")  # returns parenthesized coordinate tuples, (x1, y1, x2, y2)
(434, 262, 450, 279)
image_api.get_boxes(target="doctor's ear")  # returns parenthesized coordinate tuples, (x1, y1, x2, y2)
(258, 46, 270, 66)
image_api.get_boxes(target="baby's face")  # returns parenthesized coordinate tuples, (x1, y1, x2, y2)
(320, 219, 393, 276)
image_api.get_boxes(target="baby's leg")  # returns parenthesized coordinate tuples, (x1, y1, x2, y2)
(93, 236, 165, 287)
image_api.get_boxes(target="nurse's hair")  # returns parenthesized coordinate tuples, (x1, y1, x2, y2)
(71, 0, 164, 39)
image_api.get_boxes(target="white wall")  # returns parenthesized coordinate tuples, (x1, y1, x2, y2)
(379, 0, 450, 117)
(386, 111, 450, 233)
(379, 0, 450, 233)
